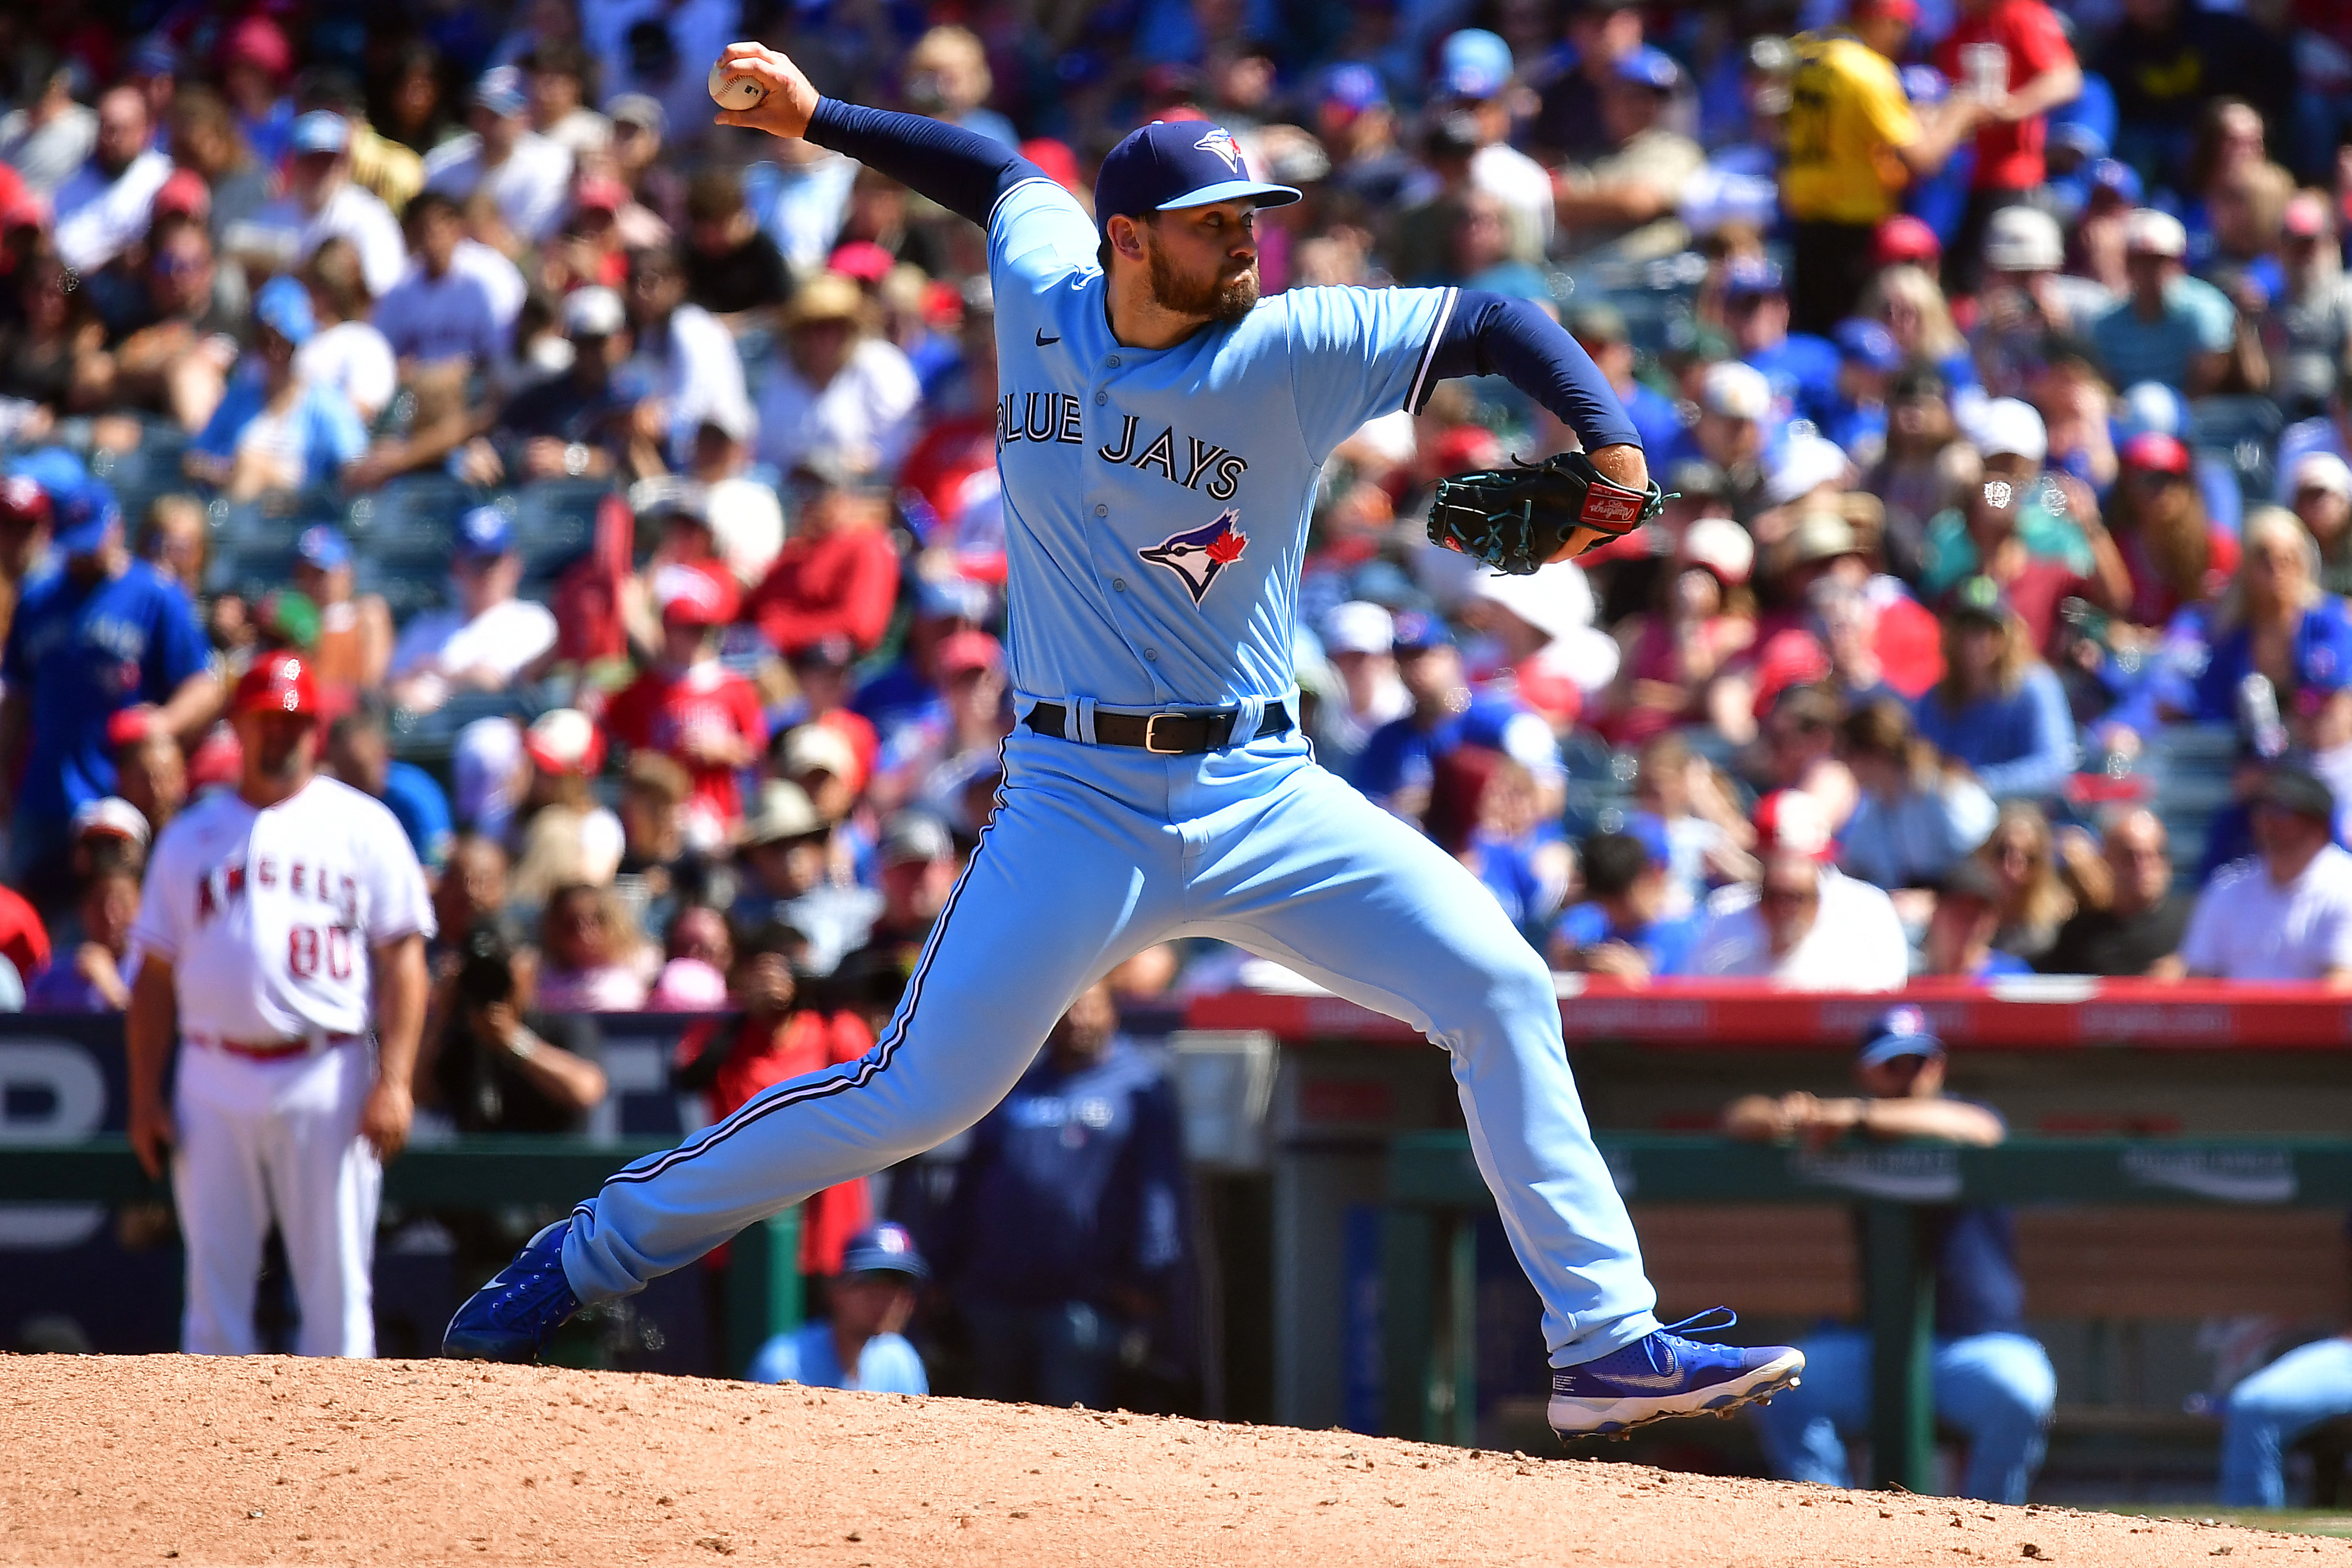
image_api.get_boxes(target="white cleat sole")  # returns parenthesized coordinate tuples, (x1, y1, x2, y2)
(1548, 1348, 1806, 1439)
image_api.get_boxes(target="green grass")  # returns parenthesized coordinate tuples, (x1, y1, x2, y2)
(2097, 1505, 2352, 1538)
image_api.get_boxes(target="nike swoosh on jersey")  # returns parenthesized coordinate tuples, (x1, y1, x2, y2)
(1035, 329, 1060, 345)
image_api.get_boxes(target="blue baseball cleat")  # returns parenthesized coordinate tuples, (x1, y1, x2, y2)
(442, 1219, 581, 1362)
(1548, 1309, 1804, 1438)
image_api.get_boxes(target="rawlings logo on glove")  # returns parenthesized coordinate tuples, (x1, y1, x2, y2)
(1426, 449, 1666, 575)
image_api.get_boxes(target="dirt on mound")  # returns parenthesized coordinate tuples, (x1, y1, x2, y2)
(0, 1356, 2339, 1566)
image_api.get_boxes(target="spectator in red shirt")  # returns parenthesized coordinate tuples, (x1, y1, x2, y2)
(606, 570, 766, 848)
(743, 454, 904, 657)
(898, 280, 999, 534)
(671, 919, 877, 1274)
(1935, 0, 2084, 292)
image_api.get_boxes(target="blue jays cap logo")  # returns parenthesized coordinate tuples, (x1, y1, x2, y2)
(1139, 509, 1249, 606)
(1193, 125, 1245, 174)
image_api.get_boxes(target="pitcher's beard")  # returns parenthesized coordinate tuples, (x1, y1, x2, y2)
(1149, 248, 1260, 323)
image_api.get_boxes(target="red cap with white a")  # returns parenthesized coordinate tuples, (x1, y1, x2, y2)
(1754, 789, 1837, 862)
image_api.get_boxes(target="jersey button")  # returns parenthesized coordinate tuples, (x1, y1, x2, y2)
(1108, 355, 1121, 367)
(1143, 647, 1158, 662)
(1112, 578, 1127, 593)
(1093, 391, 1107, 406)
(1093, 503, 1108, 517)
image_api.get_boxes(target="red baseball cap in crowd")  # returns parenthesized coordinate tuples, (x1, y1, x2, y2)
(1754, 789, 1837, 862)
(1021, 137, 1084, 196)
(1851, 0, 1920, 21)
(232, 653, 319, 717)
(0, 474, 51, 531)
(657, 562, 740, 628)
(153, 169, 211, 223)
(573, 175, 629, 215)
(524, 708, 606, 777)
(106, 707, 158, 750)
(828, 241, 895, 286)
(1431, 424, 1504, 476)
(1873, 215, 1941, 269)
(216, 14, 293, 78)
(936, 628, 1004, 678)
(2120, 430, 2191, 476)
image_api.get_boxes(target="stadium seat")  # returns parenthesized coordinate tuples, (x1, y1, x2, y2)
(346, 473, 478, 563)
(2186, 396, 2285, 508)
(2137, 723, 2240, 886)
(507, 479, 617, 579)
(386, 688, 538, 764)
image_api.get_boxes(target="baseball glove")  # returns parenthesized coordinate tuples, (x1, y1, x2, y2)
(1425, 450, 1666, 575)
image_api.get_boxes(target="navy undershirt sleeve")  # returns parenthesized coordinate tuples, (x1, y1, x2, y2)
(1417, 289, 1643, 454)
(803, 99, 1046, 230)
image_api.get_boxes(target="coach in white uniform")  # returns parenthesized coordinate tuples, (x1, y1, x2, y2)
(127, 653, 433, 1357)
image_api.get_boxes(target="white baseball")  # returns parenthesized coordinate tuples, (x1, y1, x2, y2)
(708, 62, 767, 111)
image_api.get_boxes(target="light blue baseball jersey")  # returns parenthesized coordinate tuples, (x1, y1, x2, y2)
(986, 176, 1455, 709)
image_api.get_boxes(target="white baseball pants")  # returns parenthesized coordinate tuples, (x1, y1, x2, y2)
(171, 1039, 381, 1357)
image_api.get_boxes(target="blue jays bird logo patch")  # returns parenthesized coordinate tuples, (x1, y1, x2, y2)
(1194, 126, 1245, 174)
(1139, 509, 1249, 606)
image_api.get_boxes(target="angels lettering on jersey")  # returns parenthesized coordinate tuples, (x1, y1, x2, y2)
(196, 851, 359, 929)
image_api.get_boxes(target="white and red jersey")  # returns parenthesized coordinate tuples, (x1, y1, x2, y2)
(603, 659, 767, 832)
(130, 776, 435, 1041)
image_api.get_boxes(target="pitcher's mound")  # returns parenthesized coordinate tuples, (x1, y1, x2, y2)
(0, 1356, 2335, 1565)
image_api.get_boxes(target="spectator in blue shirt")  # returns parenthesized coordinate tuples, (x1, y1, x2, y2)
(1913, 577, 2078, 800)
(1732, 1007, 2054, 1503)
(1548, 821, 1700, 981)
(746, 1222, 930, 1394)
(944, 981, 1188, 1411)
(1725, 258, 1840, 429)
(2114, 507, 2352, 744)
(1839, 696, 1999, 895)
(1825, 318, 1903, 465)
(185, 275, 367, 500)
(0, 468, 215, 908)
(2088, 208, 2237, 397)
(327, 697, 454, 872)
(1355, 612, 1562, 824)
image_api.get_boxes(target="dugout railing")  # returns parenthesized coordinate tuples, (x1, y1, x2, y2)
(1383, 1132, 2352, 1489)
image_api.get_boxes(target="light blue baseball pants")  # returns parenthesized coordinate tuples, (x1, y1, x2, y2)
(2220, 1336, 2352, 1507)
(1749, 1327, 2057, 1503)
(563, 724, 1662, 1367)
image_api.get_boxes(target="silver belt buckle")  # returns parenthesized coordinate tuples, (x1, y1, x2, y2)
(1143, 712, 1187, 755)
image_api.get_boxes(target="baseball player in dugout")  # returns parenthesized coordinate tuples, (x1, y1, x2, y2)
(127, 653, 434, 1358)
(449, 40, 1807, 1439)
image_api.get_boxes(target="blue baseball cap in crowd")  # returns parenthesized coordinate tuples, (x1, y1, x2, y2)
(1615, 46, 1683, 92)
(840, 1221, 929, 1282)
(473, 65, 529, 119)
(1858, 1004, 1944, 1069)
(297, 524, 352, 571)
(290, 110, 350, 156)
(253, 274, 316, 346)
(1833, 317, 1904, 373)
(1391, 608, 1455, 653)
(1899, 64, 1948, 105)
(1722, 256, 1786, 298)
(1621, 809, 1673, 869)
(51, 473, 122, 558)
(2085, 157, 2142, 205)
(1438, 28, 1514, 100)
(914, 573, 989, 624)
(1322, 62, 1388, 113)
(1093, 120, 1302, 235)
(455, 505, 515, 559)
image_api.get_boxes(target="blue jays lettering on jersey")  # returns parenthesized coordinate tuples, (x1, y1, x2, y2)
(985, 176, 1454, 709)
(1, 560, 209, 826)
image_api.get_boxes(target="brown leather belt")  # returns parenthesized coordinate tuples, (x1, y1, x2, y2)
(194, 1033, 360, 1060)
(1024, 701, 1291, 755)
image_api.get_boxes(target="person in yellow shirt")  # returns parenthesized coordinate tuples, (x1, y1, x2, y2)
(1782, 0, 1979, 334)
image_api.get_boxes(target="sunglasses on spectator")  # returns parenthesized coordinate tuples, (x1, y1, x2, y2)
(1758, 883, 1819, 909)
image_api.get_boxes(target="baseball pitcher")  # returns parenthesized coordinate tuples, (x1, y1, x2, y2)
(449, 45, 1803, 1436)
(128, 654, 433, 1357)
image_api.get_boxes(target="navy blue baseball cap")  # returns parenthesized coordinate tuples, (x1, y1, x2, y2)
(1093, 120, 1301, 235)
(1858, 1004, 1944, 1069)
(840, 1221, 929, 1282)
(1391, 609, 1455, 653)
(297, 524, 352, 571)
(455, 505, 515, 559)
(1833, 317, 1903, 372)
(51, 472, 121, 558)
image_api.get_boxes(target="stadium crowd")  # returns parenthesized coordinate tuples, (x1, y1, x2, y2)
(1, 0, 2350, 1507)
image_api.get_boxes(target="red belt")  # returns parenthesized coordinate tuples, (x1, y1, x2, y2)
(191, 1033, 360, 1060)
